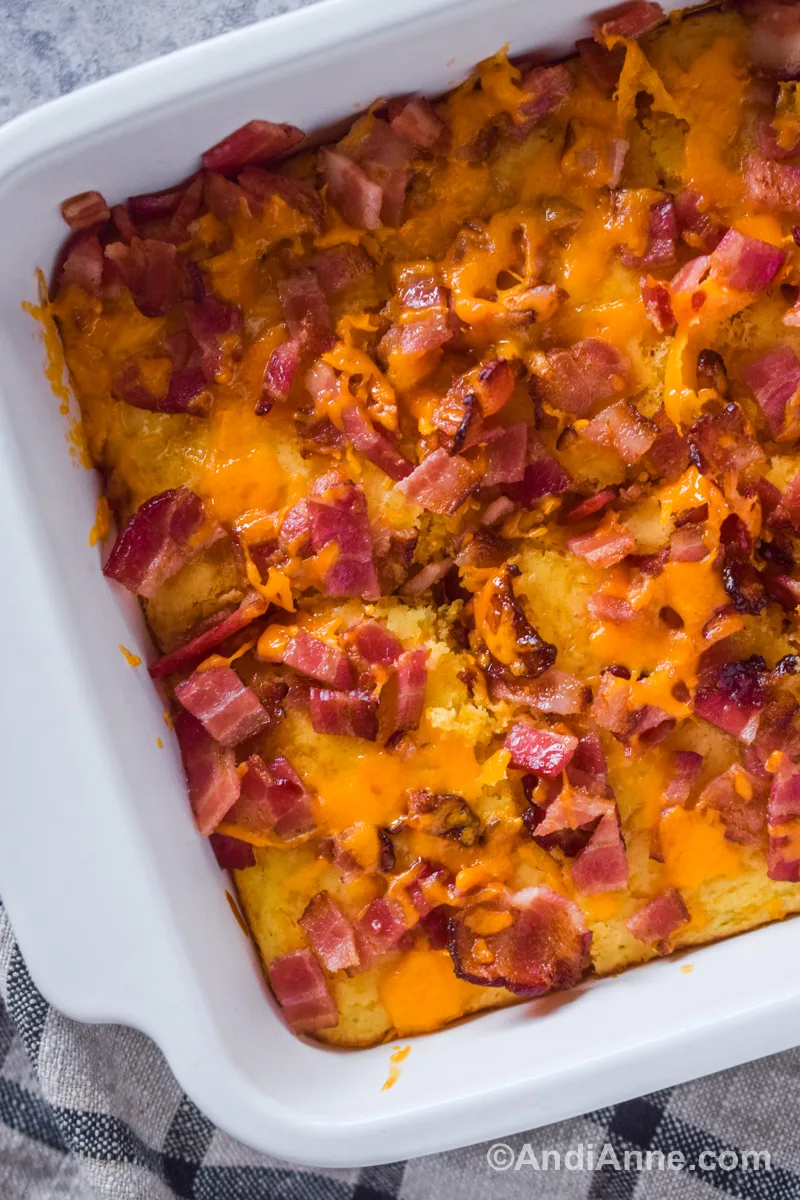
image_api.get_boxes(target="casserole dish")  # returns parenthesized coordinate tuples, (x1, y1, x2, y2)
(2, 0, 800, 1166)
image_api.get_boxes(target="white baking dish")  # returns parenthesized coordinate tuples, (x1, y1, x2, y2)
(1, 0, 800, 1167)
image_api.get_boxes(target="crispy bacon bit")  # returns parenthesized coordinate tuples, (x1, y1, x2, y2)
(571, 810, 629, 893)
(268, 949, 338, 1032)
(202, 120, 304, 173)
(594, 1, 664, 43)
(744, 155, 800, 215)
(175, 711, 241, 836)
(379, 649, 429, 736)
(356, 897, 408, 964)
(341, 406, 413, 480)
(709, 229, 784, 294)
(670, 523, 707, 563)
(647, 408, 690, 481)
(561, 489, 616, 524)
(309, 687, 379, 740)
(60, 190, 110, 232)
(184, 294, 241, 383)
(507, 431, 571, 506)
(475, 566, 557, 679)
(674, 190, 726, 253)
(448, 886, 591, 996)
(567, 520, 636, 568)
(588, 594, 637, 622)
(697, 766, 766, 846)
(103, 487, 208, 598)
(278, 269, 335, 358)
(320, 148, 383, 229)
(768, 757, 800, 881)
(258, 339, 301, 413)
(721, 514, 767, 616)
(505, 719, 578, 776)
(641, 277, 676, 334)
(568, 732, 609, 791)
(694, 656, 768, 745)
(576, 37, 626, 92)
(688, 403, 765, 479)
(104, 237, 183, 317)
(351, 620, 403, 667)
(406, 789, 480, 845)
(389, 97, 447, 149)
(209, 833, 255, 870)
(58, 233, 105, 296)
(482, 424, 528, 487)
(112, 359, 210, 417)
(175, 665, 271, 747)
(282, 629, 355, 689)
(771, 471, 800, 532)
(749, 2, 800, 76)
(519, 65, 574, 122)
(665, 750, 703, 805)
(492, 668, 590, 715)
(308, 482, 380, 600)
(742, 346, 800, 440)
(372, 526, 418, 595)
(621, 196, 676, 269)
(300, 892, 361, 972)
(228, 754, 314, 840)
(397, 447, 480, 515)
(474, 359, 516, 418)
(532, 338, 630, 416)
(311, 244, 372, 294)
(149, 591, 268, 679)
(582, 399, 658, 463)
(534, 788, 610, 841)
(627, 889, 689, 946)
(237, 166, 325, 227)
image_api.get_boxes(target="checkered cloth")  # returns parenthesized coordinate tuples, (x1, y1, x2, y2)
(4, 0, 800, 1194)
(1, 897, 799, 1199)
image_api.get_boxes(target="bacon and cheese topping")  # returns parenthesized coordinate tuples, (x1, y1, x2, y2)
(47, 0, 800, 1044)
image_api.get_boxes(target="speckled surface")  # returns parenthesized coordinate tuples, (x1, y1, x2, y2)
(0, 0, 320, 126)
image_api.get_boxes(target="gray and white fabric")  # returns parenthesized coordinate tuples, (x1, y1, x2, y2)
(3, 1, 800, 1195)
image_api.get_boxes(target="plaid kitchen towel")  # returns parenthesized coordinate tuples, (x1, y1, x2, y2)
(1, 898, 800, 1199)
(4, 0, 800, 1196)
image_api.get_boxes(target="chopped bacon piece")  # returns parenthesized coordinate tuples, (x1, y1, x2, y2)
(744, 155, 800, 215)
(209, 833, 255, 870)
(111, 204, 137, 242)
(492, 668, 590, 716)
(561, 489, 616, 524)
(532, 338, 630, 416)
(708, 229, 784, 294)
(694, 656, 768, 745)
(768, 757, 800, 881)
(688, 403, 765, 479)
(505, 720, 578, 776)
(448, 886, 591, 996)
(60, 190, 110, 232)
(308, 482, 380, 600)
(646, 408, 690, 481)
(669, 526, 707, 562)
(58, 232, 106, 296)
(393, 649, 429, 731)
(237, 166, 325, 228)
(202, 120, 304, 173)
(389, 97, 447, 149)
(405, 789, 480, 845)
(278, 268, 335, 357)
(103, 487, 208, 598)
(300, 892, 360, 972)
(507, 431, 571, 506)
(771, 471, 800, 532)
(567, 521, 636, 568)
(104, 237, 182, 318)
(351, 620, 402, 667)
(372, 525, 418, 595)
(112, 360, 210, 417)
(620, 196, 676, 269)
(258, 339, 301, 412)
(174, 711, 240, 836)
(588, 594, 637, 622)
(268, 949, 338, 1033)
(356, 897, 408, 964)
(475, 566, 557, 678)
(309, 688, 379, 740)
(741, 346, 800, 440)
(184, 294, 241, 383)
(749, 2, 800, 76)
(627, 889, 690, 946)
(641, 277, 676, 334)
(341, 406, 413, 480)
(128, 179, 196, 222)
(697, 766, 766, 846)
(175, 665, 271, 747)
(568, 732, 609, 791)
(664, 750, 703, 806)
(673, 190, 726, 253)
(481, 423, 528, 487)
(282, 629, 354, 689)
(397, 447, 480, 515)
(582, 399, 658, 463)
(576, 37, 626, 92)
(594, 1, 664, 43)
(758, 113, 800, 161)
(149, 591, 268, 679)
(311, 244, 372, 294)
(519, 65, 574, 122)
(320, 148, 383, 230)
(227, 753, 314, 840)
(571, 810, 629, 893)
(401, 558, 454, 597)
(472, 359, 516, 418)
(278, 500, 312, 556)
(535, 788, 610, 839)
(202, 170, 248, 219)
